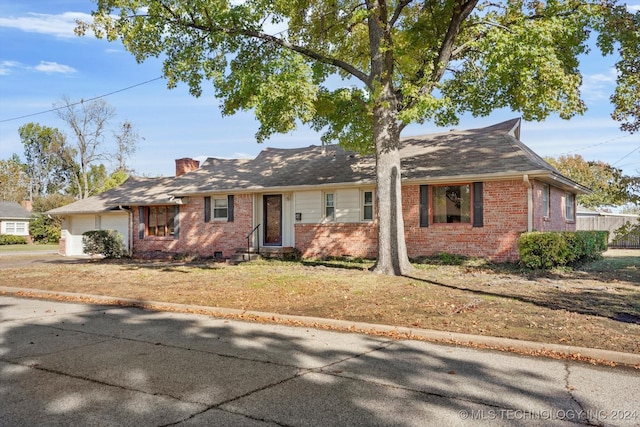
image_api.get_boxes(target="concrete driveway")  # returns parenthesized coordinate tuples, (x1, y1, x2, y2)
(1, 296, 639, 426)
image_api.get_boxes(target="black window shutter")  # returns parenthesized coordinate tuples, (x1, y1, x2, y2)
(227, 195, 234, 222)
(204, 196, 211, 223)
(419, 185, 429, 227)
(473, 182, 484, 227)
(173, 205, 180, 239)
(138, 207, 145, 239)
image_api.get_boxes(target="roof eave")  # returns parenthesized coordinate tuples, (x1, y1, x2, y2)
(169, 180, 379, 197)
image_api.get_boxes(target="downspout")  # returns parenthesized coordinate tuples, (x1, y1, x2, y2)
(522, 175, 533, 232)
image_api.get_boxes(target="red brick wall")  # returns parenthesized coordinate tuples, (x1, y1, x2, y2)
(295, 181, 531, 262)
(295, 223, 378, 259)
(132, 194, 253, 258)
(402, 181, 529, 262)
(532, 181, 577, 232)
(58, 238, 67, 256)
(129, 180, 577, 262)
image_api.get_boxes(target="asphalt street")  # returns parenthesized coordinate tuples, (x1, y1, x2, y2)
(1, 295, 639, 427)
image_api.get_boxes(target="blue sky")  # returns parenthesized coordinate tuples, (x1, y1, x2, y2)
(1, 0, 639, 179)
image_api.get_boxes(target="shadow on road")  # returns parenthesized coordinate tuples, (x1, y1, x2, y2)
(0, 298, 599, 426)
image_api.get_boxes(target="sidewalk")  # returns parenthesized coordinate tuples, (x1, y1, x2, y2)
(1, 295, 639, 426)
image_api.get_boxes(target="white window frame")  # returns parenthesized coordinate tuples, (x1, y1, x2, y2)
(4, 221, 27, 235)
(542, 184, 550, 218)
(5, 222, 16, 234)
(565, 193, 575, 221)
(324, 193, 335, 221)
(362, 190, 374, 221)
(212, 197, 229, 220)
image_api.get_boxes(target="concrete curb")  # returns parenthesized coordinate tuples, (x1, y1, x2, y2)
(1, 286, 638, 368)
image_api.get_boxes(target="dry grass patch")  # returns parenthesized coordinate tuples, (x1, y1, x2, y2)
(0, 250, 638, 355)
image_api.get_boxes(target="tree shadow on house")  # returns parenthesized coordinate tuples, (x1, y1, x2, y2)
(0, 296, 613, 426)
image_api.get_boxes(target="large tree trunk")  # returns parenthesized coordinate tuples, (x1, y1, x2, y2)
(371, 88, 413, 276)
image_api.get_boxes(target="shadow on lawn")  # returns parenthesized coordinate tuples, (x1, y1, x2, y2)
(404, 273, 640, 324)
(0, 297, 608, 426)
(37, 255, 640, 324)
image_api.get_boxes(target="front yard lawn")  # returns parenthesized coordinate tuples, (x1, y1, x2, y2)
(1, 250, 638, 356)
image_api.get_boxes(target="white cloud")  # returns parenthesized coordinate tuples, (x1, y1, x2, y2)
(231, 152, 254, 159)
(0, 12, 92, 39)
(580, 68, 617, 102)
(0, 60, 22, 76)
(628, 5, 640, 12)
(33, 61, 77, 74)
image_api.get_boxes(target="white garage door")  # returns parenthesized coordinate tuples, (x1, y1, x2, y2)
(67, 215, 96, 256)
(101, 214, 129, 251)
(65, 213, 129, 256)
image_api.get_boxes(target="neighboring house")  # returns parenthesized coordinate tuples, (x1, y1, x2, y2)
(577, 206, 639, 248)
(0, 201, 33, 241)
(48, 119, 589, 261)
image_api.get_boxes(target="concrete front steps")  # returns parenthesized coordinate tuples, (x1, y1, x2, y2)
(227, 247, 296, 265)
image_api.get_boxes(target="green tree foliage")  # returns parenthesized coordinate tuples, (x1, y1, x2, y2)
(601, 8, 640, 133)
(18, 123, 77, 200)
(612, 217, 640, 246)
(621, 204, 640, 215)
(0, 154, 29, 202)
(78, 0, 640, 274)
(546, 154, 639, 208)
(29, 194, 77, 244)
(84, 164, 129, 197)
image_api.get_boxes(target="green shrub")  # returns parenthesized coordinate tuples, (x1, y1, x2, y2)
(30, 213, 61, 244)
(518, 231, 608, 269)
(0, 235, 28, 245)
(82, 230, 127, 258)
(612, 218, 640, 246)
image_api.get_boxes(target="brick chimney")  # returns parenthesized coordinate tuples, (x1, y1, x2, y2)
(20, 200, 33, 212)
(175, 158, 200, 177)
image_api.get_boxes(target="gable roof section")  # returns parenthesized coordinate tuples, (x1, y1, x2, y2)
(46, 176, 179, 215)
(172, 117, 587, 195)
(0, 201, 32, 220)
(401, 118, 558, 180)
(172, 146, 376, 195)
(48, 118, 590, 214)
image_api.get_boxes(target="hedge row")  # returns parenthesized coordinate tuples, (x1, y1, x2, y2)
(518, 231, 608, 269)
(0, 235, 28, 245)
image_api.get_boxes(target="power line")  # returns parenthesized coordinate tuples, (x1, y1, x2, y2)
(612, 145, 640, 166)
(0, 76, 164, 123)
(561, 133, 634, 155)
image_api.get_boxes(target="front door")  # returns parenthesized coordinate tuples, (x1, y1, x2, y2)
(263, 195, 282, 246)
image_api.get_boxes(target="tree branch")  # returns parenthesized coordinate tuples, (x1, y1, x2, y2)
(390, 0, 414, 28)
(400, 0, 479, 111)
(430, 0, 479, 83)
(161, 2, 373, 89)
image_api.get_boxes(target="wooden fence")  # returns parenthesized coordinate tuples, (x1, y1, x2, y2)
(577, 214, 640, 249)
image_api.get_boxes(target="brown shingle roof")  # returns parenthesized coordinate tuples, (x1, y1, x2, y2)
(48, 118, 589, 214)
(400, 118, 559, 180)
(46, 176, 179, 215)
(172, 117, 583, 195)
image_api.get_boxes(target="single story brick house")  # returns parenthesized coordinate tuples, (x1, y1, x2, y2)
(0, 201, 33, 242)
(48, 118, 589, 261)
